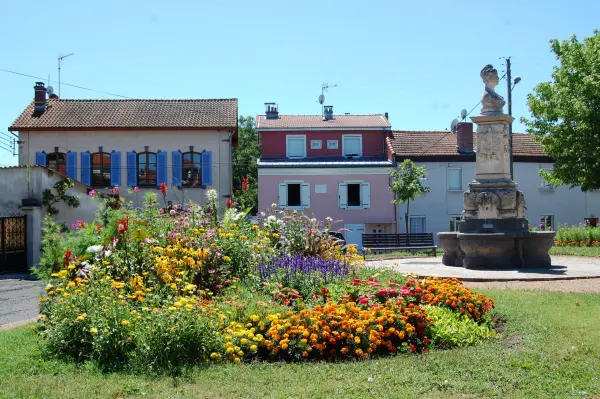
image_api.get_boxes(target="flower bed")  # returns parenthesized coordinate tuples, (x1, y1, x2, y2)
(34, 188, 496, 374)
(554, 224, 600, 247)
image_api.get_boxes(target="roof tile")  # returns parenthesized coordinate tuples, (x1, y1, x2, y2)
(256, 114, 391, 129)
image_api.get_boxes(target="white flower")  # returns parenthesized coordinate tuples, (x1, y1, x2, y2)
(367, 377, 374, 383)
(260, 212, 266, 217)
(86, 245, 103, 254)
(267, 215, 276, 223)
(310, 218, 317, 224)
(104, 250, 112, 258)
(206, 189, 218, 203)
(271, 203, 277, 209)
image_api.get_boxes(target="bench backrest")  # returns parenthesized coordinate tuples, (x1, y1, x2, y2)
(362, 233, 434, 247)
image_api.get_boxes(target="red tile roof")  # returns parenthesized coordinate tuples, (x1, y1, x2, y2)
(391, 130, 547, 157)
(256, 114, 391, 129)
(9, 99, 238, 130)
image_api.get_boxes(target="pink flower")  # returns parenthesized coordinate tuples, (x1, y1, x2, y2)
(133, 187, 139, 193)
(160, 209, 165, 214)
(359, 297, 369, 305)
(56, 231, 62, 237)
(400, 286, 412, 296)
(145, 238, 153, 244)
(139, 242, 145, 247)
(325, 216, 333, 223)
(88, 189, 96, 197)
(169, 209, 176, 216)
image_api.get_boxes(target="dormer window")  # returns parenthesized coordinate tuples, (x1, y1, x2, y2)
(342, 134, 362, 157)
(286, 135, 306, 159)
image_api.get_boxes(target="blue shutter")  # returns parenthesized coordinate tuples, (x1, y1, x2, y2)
(110, 151, 121, 187)
(35, 152, 46, 166)
(81, 152, 91, 186)
(157, 151, 167, 187)
(172, 151, 182, 187)
(66, 152, 77, 180)
(202, 151, 212, 186)
(127, 152, 137, 187)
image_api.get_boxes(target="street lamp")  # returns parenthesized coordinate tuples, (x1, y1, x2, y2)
(507, 65, 521, 180)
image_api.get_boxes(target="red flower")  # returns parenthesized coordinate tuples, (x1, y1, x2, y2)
(159, 182, 167, 196)
(351, 279, 362, 286)
(117, 217, 129, 234)
(359, 297, 369, 305)
(63, 250, 72, 265)
(241, 177, 249, 192)
(400, 286, 412, 296)
(321, 287, 329, 294)
(226, 199, 233, 208)
(409, 344, 417, 352)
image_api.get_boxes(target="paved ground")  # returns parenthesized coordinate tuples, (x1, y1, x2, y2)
(366, 255, 600, 281)
(0, 274, 43, 328)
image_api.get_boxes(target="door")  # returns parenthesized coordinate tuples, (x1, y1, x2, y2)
(0, 216, 27, 274)
(344, 224, 365, 251)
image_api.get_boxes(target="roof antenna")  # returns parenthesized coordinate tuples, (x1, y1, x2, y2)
(58, 53, 75, 98)
(319, 83, 337, 115)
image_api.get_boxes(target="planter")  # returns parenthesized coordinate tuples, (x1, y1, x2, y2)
(521, 231, 556, 267)
(457, 233, 516, 269)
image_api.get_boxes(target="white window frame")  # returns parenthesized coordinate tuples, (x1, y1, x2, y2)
(447, 167, 462, 191)
(286, 135, 307, 159)
(409, 215, 427, 233)
(310, 140, 322, 150)
(278, 180, 310, 210)
(540, 168, 554, 190)
(339, 180, 371, 210)
(327, 140, 338, 150)
(342, 134, 362, 157)
(540, 214, 554, 231)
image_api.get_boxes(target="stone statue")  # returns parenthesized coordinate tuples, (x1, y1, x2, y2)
(480, 64, 505, 115)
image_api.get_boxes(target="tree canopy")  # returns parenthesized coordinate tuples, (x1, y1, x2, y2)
(522, 30, 600, 191)
(389, 159, 430, 233)
(232, 116, 260, 214)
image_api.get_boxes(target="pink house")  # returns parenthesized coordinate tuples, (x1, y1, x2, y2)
(257, 104, 396, 248)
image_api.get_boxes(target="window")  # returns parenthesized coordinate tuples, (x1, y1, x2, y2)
(327, 140, 338, 150)
(182, 152, 202, 187)
(137, 152, 157, 186)
(46, 151, 67, 174)
(310, 140, 322, 150)
(409, 216, 426, 233)
(339, 181, 371, 209)
(342, 135, 362, 157)
(448, 168, 462, 190)
(449, 216, 462, 232)
(286, 135, 306, 158)
(91, 152, 111, 187)
(540, 214, 554, 230)
(540, 168, 553, 189)
(278, 181, 310, 209)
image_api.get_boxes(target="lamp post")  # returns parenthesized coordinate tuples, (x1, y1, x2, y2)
(506, 57, 521, 181)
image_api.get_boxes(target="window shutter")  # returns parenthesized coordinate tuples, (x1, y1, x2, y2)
(202, 151, 212, 186)
(172, 151, 182, 187)
(66, 151, 77, 180)
(338, 183, 347, 209)
(80, 152, 91, 186)
(110, 151, 121, 187)
(361, 182, 371, 208)
(301, 183, 310, 208)
(35, 152, 46, 166)
(126, 152, 137, 187)
(157, 151, 167, 187)
(278, 183, 287, 208)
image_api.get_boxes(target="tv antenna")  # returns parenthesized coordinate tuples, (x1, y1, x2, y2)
(460, 108, 467, 121)
(58, 53, 74, 98)
(319, 83, 337, 114)
(450, 118, 459, 132)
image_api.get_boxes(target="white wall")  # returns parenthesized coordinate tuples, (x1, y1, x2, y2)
(398, 161, 600, 242)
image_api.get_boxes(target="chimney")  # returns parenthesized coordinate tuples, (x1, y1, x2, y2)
(33, 82, 47, 116)
(265, 102, 279, 119)
(323, 105, 333, 121)
(457, 122, 474, 153)
(385, 112, 389, 121)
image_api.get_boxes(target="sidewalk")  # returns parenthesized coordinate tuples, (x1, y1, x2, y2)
(0, 275, 43, 328)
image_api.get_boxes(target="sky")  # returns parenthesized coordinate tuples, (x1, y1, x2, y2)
(1, 0, 599, 166)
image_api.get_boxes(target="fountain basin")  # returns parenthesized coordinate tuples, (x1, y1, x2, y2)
(521, 231, 556, 267)
(437, 232, 462, 266)
(457, 233, 516, 269)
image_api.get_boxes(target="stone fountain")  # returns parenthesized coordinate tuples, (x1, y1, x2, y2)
(437, 64, 555, 269)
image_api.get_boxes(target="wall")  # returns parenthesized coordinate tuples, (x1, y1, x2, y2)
(260, 130, 386, 159)
(401, 160, 600, 242)
(18, 129, 233, 206)
(258, 167, 395, 228)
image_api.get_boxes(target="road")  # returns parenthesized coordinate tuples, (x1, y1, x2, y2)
(0, 275, 43, 328)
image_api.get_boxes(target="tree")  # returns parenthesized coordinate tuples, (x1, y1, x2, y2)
(232, 116, 260, 214)
(389, 159, 430, 233)
(522, 31, 600, 191)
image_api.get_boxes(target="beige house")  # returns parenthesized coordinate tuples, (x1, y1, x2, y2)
(9, 83, 238, 207)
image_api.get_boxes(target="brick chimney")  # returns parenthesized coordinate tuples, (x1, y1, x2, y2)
(33, 82, 47, 116)
(323, 105, 334, 121)
(265, 102, 279, 119)
(457, 122, 474, 153)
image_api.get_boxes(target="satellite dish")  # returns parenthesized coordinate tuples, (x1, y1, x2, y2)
(450, 118, 459, 132)
(318, 94, 325, 105)
(47, 86, 55, 95)
(460, 109, 467, 120)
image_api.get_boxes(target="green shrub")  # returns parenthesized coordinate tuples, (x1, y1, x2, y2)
(425, 306, 497, 348)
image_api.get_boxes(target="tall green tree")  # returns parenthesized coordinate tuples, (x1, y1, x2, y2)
(522, 31, 600, 191)
(232, 116, 260, 214)
(389, 159, 430, 233)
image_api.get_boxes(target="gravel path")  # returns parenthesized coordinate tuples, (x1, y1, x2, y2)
(464, 278, 600, 293)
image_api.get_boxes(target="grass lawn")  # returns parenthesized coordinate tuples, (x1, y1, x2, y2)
(1, 290, 599, 398)
(550, 246, 600, 257)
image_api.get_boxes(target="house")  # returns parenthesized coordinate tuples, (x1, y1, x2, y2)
(390, 122, 600, 241)
(9, 83, 238, 208)
(256, 104, 395, 248)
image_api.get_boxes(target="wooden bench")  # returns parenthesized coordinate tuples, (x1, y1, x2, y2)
(362, 233, 437, 258)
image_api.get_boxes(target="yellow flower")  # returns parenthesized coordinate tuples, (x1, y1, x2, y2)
(223, 256, 231, 262)
(121, 320, 129, 326)
(168, 306, 177, 311)
(169, 327, 176, 333)
(90, 327, 98, 334)
(29, 325, 36, 330)
(240, 338, 248, 345)
(250, 345, 258, 351)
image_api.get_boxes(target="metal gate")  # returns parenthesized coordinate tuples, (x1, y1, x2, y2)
(0, 216, 27, 274)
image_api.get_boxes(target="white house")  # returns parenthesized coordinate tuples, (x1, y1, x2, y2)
(391, 123, 600, 242)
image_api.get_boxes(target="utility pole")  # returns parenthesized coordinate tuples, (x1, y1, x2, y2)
(58, 53, 74, 98)
(506, 57, 514, 180)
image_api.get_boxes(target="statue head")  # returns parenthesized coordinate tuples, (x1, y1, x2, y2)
(480, 64, 499, 89)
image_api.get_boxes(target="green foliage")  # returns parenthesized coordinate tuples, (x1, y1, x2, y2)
(42, 177, 81, 216)
(389, 159, 430, 233)
(232, 116, 260, 214)
(425, 306, 497, 348)
(522, 31, 600, 191)
(555, 224, 600, 246)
